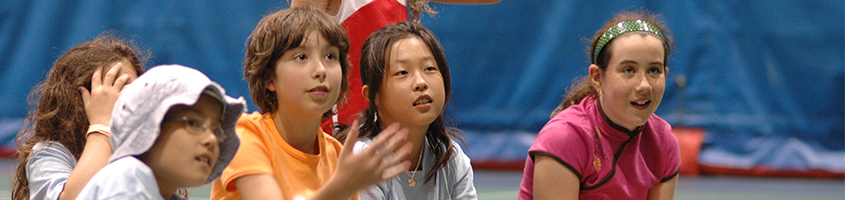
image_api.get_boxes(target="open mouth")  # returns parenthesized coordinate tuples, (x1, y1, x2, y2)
(309, 86, 329, 93)
(631, 100, 651, 107)
(413, 95, 433, 106)
(196, 154, 212, 167)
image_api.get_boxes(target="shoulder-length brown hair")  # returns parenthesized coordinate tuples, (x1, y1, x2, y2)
(243, 6, 351, 117)
(12, 34, 147, 200)
(550, 10, 674, 117)
(337, 21, 464, 184)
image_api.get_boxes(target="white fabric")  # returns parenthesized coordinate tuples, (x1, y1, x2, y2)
(334, 0, 407, 23)
(108, 64, 246, 183)
(76, 157, 183, 200)
(27, 141, 76, 200)
(354, 137, 477, 200)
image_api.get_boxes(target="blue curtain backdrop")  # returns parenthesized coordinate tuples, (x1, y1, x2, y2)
(1, 0, 842, 172)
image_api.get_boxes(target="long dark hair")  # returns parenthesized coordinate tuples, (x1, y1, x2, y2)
(337, 21, 463, 184)
(12, 34, 147, 200)
(550, 10, 674, 117)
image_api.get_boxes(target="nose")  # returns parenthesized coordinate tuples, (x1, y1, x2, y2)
(413, 72, 428, 92)
(312, 61, 327, 81)
(634, 73, 652, 96)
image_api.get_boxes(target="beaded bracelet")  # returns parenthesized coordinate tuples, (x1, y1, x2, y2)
(87, 124, 111, 137)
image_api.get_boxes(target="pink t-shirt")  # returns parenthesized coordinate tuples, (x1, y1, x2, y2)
(519, 95, 680, 200)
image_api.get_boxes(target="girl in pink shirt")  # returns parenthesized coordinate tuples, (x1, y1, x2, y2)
(520, 10, 681, 200)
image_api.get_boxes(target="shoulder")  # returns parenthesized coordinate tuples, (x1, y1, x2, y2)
(645, 114, 677, 145)
(531, 111, 593, 152)
(236, 112, 266, 133)
(447, 140, 472, 169)
(79, 157, 160, 199)
(28, 141, 76, 171)
(30, 141, 73, 158)
(323, 132, 344, 153)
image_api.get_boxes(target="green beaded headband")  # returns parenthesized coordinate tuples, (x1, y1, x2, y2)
(592, 19, 668, 64)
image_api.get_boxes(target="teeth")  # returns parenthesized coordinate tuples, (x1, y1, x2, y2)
(198, 157, 208, 163)
(414, 99, 431, 105)
(635, 100, 649, 105)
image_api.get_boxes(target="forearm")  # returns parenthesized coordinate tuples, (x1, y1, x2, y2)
(309, 176, 359, 200)
(58, 134, 111, 200)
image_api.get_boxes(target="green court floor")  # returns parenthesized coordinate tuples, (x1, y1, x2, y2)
(0, 159, 841, 199)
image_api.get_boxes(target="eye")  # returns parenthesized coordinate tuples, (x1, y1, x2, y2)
(648, 67, 663, 74)
(623, 67, 635, 74)
(393, 70, 408, 76)
(324, 53, 336, 60)
(294, 54, 306, 61)
(184, 118, 204, 129)
(425, 66, 438, 72)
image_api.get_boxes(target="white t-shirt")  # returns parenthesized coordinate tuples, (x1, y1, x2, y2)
(27, 141, 76, 200)
(354, 137, 477, 200)
(76, 157, 183, 200)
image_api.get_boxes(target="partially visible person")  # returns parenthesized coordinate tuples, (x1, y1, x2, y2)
(76, 64, 247, 199)
(519, 10, 680, 200)
(289, 0, 502, 135)
(12, 34, 147, 200)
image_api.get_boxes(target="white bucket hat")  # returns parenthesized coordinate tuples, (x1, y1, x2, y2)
(109, 64, 246, 183)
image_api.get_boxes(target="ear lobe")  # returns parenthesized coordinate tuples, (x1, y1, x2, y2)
(589, 64, 602, 93)
(266, 80, 276, 92)
(361, 85, 372, 103)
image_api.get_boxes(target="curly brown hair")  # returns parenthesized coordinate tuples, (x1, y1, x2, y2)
(550, 10, 674, 118)
(244, 6, 351, 117)
(12, 34, 148, 200)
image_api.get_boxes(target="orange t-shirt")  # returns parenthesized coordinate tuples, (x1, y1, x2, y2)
(210, 112, 356, 200)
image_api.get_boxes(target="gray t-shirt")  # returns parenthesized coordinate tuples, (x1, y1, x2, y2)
(353, 137, 477, 200)
(76, 156, 183, 200)
(27, 141, 76, 200)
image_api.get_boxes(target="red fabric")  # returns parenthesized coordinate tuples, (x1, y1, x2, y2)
(321, 0, 407, 135)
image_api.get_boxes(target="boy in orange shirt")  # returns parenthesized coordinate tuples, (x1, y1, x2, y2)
(210, 6, 412, 200)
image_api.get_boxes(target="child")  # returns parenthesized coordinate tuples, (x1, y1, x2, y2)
(75, 65, 247, 199)
(343, 21, 477, 200)
(518, 10, 681, 200)
(13, 35, 147, 200)
(210, 6, 411, 200)
(290, 0, 503, 134)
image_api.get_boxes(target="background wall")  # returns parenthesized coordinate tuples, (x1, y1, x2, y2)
(1, 0, 842, 173)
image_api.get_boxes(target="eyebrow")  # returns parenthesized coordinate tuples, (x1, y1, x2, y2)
(393, 56, 434, 64)
(618, 60, 664, 66)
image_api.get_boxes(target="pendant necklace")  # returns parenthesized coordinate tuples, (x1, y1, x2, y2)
(406, 147, 424, 187)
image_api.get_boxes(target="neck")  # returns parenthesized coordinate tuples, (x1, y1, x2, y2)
(274, 108, 323, 155)
(406, 125, 428, 171)
(154, 176, 177, 200)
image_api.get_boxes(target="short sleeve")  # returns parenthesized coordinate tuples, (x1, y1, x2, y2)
(527, 120, 591, 179)
(27, 142, 76, 200)
(659, 124, 681, 182)
(218, 113, 275, 191)
(449, 143, 477, 200)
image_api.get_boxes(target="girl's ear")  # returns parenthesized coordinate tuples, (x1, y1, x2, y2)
(589, 64, 602, 94)
(266, 80, 276, 92)
(362, 85, 371, 103)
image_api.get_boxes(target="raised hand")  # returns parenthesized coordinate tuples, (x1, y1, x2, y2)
(79, 62, 132, 127)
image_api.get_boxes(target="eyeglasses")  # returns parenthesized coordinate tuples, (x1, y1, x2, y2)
(165, 116, 226, 143)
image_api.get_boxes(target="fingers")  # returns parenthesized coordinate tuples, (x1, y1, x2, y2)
(340, 120, 361, 156)
(380, 140, 412, 170)
(372, 128, 409, 161)
(381, 161, 411, 180)
(102, 62, 122, 86)
(363, 123, 401, 156)
(78, 87, 91, 104)
(113, 74, 131, 91)
(91, 66, 103, 87)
